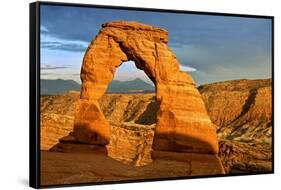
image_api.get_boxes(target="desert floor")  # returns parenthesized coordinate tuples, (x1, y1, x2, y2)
(41, 149, 224, 186)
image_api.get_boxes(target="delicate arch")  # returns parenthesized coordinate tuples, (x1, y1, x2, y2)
(73, 21, 218, 154)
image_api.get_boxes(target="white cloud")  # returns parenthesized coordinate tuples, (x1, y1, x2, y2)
(41, 64, 71, 70)
(113, 61, 154, 84)
(40, 25, 49, 33)
(41, 72, 82, 84)
(41, 32, 89, 52)
(113, 62, 197, 84)
(180, 64, 197, 72)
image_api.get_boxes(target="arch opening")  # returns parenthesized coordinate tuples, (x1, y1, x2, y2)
(98, 60, 159, 166)
(100, 60, 158, 127)
(107, 60, 155, 92)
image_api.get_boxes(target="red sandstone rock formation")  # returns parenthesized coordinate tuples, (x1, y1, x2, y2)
(40, 78, 272, 173)
(40, 92, 79, 150)
(73, 21, 218, 154)
(219, 140, 272, 173)
(198, 79, 272, 145)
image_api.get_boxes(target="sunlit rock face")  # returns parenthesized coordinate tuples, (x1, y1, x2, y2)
(73, 21, 219, 154)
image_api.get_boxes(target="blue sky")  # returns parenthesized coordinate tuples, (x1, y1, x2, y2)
(40, 4, 272, 85)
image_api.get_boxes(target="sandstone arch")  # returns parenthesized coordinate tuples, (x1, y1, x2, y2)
(73, 21, 219, 154)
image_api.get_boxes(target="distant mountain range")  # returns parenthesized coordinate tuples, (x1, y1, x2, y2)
(41, 79, 81, 95)
(107, 78, 154, 93)
(41, 78, 155, 95)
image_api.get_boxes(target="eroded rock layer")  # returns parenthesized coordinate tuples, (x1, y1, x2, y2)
(106, 122, 155, 167)
(219, 140, 272, 173)
(198, 79, 272, 145)
(74, 21, 218, 154)
(40, 92, 79, 150)
(40, 78, 272, 173)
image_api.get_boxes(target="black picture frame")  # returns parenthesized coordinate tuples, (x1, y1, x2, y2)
(29, 1, 274, 189)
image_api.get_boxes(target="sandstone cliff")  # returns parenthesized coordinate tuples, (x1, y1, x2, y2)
(40, 92, 79, 150)
(198, 78, 272, 145)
